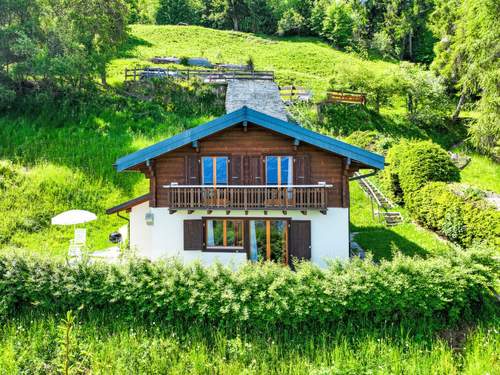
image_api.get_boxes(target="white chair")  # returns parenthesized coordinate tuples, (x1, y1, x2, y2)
(68, 228, 86, 260)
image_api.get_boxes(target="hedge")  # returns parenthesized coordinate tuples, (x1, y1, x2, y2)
(0, 249, 497, 328)
(407, 182, 500, 247)
(382, 140, 460, 203)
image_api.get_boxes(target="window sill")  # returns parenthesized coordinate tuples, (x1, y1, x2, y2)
(203, 247, 245, 253)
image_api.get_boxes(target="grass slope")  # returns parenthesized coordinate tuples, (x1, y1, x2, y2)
(349, 182, 452, 261)
(108, 25, 396, 94)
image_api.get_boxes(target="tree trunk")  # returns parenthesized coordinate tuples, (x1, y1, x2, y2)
(407, 93, 413, 114)
(452, 91, 466, 122)
(231, 15, 239, 31)
(100, 71, 109, 89)
(408, 28, 413, 61)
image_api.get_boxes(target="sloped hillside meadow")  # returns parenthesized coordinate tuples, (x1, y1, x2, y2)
(108, 25, 398, 93)
(0, 26, 498, 373)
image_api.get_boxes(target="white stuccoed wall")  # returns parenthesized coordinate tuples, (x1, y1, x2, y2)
(129, 203, 349, 268)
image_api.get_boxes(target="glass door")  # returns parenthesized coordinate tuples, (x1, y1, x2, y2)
(249, 219, 288, 264)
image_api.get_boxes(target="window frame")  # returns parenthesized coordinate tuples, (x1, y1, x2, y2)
(201, 156, 229, 186)
(265, 155, 294, 186)
(201, 217, 292, 264)
(203, 218, 245, 252)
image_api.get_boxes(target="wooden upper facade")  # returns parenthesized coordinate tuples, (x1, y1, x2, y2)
(110, 107, 385, 213)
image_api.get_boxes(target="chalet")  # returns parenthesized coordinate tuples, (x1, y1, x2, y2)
(107, 106, 384, 267)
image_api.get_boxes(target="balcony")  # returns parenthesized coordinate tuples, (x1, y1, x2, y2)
(162, 184, 333, 213)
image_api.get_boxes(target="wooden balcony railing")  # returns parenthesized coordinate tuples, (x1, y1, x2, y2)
(162, 184, 333, 211)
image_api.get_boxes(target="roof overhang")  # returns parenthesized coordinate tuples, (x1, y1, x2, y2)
(106, 194, 150, 215)
(114, 106, 385, 172)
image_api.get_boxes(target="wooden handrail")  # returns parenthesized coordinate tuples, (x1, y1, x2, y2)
(162, 185, 332, 210)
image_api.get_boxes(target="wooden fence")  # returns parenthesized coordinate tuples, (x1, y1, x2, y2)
(125, 67, 274, 82)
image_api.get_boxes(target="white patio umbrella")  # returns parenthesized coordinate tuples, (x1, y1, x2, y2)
(51, 210, 97, 226)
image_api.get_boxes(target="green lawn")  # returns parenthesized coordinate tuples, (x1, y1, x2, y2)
(459, 152, 500, 194)
(349, 181, 452, 261)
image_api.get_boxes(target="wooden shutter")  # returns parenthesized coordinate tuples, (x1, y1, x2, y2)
(230, 155, 243, 185)
(289, 221, 311, 266)
(294, 155, 310, 185)
(185, 155, 199, 185)
(184, 220, 203, 250)
(244, 156, 263, 185)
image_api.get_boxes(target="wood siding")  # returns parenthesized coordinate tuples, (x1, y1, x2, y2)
(150, 124, 355, 208)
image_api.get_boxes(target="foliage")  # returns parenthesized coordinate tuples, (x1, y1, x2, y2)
(330, 63, 400, 112)
(155, 0, 200, 25)
(382, 140, 460, 203)
(0, 0, 129, 97)
(407, 182, 500, 247)
(277, 8, 306, 36)
(127, 77, 225, 116)
(344, 130, 394, 155)
(397, 61, 450, 127)
(0, 248, 497, 326)
(431, 0, 500, 155)
(320, 1, 353, 49)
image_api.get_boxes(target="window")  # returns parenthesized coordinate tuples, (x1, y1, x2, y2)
(205, 219, 244, 249)
(249, 219, 288, 264)
(266, 156, 293, 185)
(202, 157, 228, 186)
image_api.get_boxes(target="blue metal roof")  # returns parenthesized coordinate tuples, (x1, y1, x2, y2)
(115, 106, 385, 172)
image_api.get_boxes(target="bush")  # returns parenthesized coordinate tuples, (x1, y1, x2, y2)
(277, 9, 305, 36)
(344, 130, 394, 154)
(407, 182, 500, 247)
(382, 141, 460, 203)
(0, 248, 497, 326)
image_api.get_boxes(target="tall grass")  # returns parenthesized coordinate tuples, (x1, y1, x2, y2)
(0, 312, 497, 374)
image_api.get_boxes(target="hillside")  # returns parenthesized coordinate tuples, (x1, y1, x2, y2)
(108, 25, 396, 94)
(0, 25, 479, 259)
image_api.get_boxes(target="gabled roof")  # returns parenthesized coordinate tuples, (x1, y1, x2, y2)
(115, 106, 385, 172)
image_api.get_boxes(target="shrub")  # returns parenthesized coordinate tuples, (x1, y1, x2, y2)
(277, 9, 305, 36)
(407, 182, 500, 247)
(0, 248, 497, 327)
(344, 130, 394, 154)
(382, 141, 460, 203)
